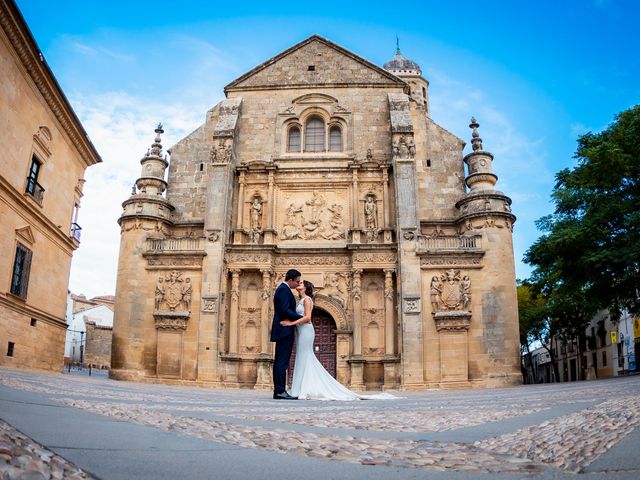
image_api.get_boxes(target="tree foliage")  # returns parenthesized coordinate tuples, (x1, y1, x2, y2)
(525, 105, 640, 320)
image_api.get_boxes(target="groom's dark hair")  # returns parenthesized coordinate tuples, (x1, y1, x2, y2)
(285, 269, 302, 281)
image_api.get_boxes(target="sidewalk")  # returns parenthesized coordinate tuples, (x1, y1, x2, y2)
(1, 368, 639, 479)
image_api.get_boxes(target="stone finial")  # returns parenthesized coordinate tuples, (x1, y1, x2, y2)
(149, 123, 164, 157)
(469, 117, 483, 152)
(396, 35, 401, 55)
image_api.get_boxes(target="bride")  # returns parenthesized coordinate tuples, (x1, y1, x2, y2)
(281, 280, 397, 401)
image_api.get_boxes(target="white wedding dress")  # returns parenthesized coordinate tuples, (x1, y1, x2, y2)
(288, 297, 397, 401)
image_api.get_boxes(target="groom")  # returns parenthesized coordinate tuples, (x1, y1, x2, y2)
(271, 269, 303, 400)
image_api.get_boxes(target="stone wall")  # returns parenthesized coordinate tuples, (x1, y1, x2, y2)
(84, 322, 112, 368)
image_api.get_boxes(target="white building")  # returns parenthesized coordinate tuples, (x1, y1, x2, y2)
(64, 304, 113, 364)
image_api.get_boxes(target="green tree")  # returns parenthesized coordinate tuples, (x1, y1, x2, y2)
(525, 105, 640, 321)
(517, 281, 559, 381)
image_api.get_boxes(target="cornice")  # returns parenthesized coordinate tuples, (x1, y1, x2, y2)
(0, 1, 101, 167)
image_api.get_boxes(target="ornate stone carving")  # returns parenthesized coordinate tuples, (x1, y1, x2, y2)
(230, 269, 240, 302)
(206, 230, 221, 242)
(280, 191, 346, 241)
(323, 272, 350, 308)
(403, 297, 421, 314)
(434, 311, 472, 332)
(227, 253, 270, 263)
(274, 256, 350, 266)
(146, 256, 203, 268)
(351, 269, 362, 301)
(430, 269, 471, 313)
(154, 313, 189, 330)
(154, 271, 192, 312)
(210, 139, 233, 163)
(201, 296, 218, 313)
(420, 254, 483, 269)
(384, 269, 394, 301)
(353, 252, 396, 263)
(392, 135, 415, 160)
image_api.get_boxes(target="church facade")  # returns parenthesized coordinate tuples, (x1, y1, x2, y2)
(111, 35, 521, 390)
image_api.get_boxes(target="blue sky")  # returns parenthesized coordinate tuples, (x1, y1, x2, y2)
(16, 0, 640, 297)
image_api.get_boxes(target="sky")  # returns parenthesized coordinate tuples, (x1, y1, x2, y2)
(16, 0, 640, 298)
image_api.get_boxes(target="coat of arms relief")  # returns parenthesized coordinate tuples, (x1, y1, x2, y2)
(430, 269, 471, 313)
(155, 270, 192, 312)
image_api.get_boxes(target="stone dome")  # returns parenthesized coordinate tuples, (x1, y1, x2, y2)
(383, 49, 422, 76)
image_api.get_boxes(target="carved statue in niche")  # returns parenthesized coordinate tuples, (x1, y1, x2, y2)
(155, 270, 192, 312)
(431, 269, 471, 312)
(249, 197, 263, 243)
(281, 203, 303, 240)
(364, 195, 380, 242)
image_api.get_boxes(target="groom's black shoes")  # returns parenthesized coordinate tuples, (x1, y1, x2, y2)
(273, 392, 298, 400)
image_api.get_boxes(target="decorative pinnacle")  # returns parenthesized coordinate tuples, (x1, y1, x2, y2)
(148, 123, 164, 157)
(396, 35, 401, 55)
(469, 117, 483, 152)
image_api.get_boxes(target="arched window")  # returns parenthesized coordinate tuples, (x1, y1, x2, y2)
(329, 126, 342, 151)
(304, 117, 325, 152)
(287, 126, 301, 152)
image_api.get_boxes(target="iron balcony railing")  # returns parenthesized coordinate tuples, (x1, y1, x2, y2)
(70, 223, 82, 242)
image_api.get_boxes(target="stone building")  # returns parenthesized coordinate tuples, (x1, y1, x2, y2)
(111, 35, 520, 390)
(0, 0, 101, 371)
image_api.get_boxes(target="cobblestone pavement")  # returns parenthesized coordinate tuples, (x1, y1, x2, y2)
(1, 369, 639, 478)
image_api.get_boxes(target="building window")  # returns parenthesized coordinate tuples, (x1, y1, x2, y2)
(7, 342, 15, 357)
(30, 318, 37, 327)
(328, 126, 342, 151)
(25, 156, 45, 203)
(10, 243, 32, 299)
(304, 117, 325, 152)
(602, 351, 607, 367)
(287, 126, 301, 152)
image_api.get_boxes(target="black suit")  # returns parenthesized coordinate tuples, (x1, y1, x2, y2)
(271, 282, 303, 395)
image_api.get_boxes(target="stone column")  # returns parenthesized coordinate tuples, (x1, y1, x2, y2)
(351, 167, 360, 243)
(234, 171, 246, 244)
(260, 269, 271, 354)
(349, 268, 364, 390)
(228, 269, 241, 354)
(265, 168, 275, 243)
(383, 269, 398, 389)
(255, 269, 273, 389)
(384, 269, 395, 355)
(382, 167, 390, 228)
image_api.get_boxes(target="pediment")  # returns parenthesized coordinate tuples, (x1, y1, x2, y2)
(292, 93, 337, 105)
(225, 35, 405, 92)
(15, 225, 35, 244)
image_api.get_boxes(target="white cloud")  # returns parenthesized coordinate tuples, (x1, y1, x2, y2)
(68, 91, 206, 297)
